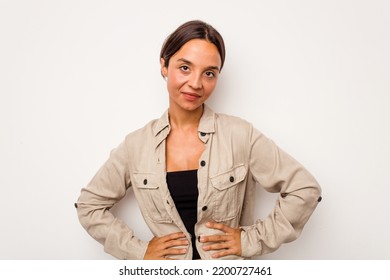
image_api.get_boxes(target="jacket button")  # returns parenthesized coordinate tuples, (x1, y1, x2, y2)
(143, 179, 148, 185)
(202, 206, 208, 211)
(200, 160, 206, 167)
(317, 196, 322, 202)
(200, 132, 206, 137)
(229, 176, 235, 182)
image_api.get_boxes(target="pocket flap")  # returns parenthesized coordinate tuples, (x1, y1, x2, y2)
(210, 165, 247, 191)
(133, 173, 159, 189)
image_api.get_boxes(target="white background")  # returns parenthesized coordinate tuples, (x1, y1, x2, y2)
(0, 0, 389, 260)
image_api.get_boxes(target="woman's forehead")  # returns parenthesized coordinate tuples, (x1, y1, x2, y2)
(170, 39, 222, 69)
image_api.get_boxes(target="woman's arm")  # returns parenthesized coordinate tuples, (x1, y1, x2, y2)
(75, 141, 148, 259)
(240, 127, 322, 257)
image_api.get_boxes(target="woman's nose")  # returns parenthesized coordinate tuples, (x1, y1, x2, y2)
(188, 73, 202, 89)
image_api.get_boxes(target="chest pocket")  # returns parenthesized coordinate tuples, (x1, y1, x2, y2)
(133, 173, 172, 223)
(210, 165, 247, 222)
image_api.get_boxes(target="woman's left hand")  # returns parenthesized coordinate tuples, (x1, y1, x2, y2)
(199, 221, 242, 258)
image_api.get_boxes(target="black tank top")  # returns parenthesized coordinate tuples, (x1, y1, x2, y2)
(166, 170, 200, 259)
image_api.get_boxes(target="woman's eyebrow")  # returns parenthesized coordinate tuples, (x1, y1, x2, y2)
(177, 58, 220, 72)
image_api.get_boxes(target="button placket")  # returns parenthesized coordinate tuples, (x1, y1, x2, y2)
(196, 133, 212, 225)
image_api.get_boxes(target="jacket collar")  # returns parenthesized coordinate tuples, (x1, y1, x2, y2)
(152, 104, 216, 147)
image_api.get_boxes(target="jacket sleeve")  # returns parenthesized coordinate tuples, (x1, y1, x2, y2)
(75, 140, 148, 259)
(240, 127, 322, 258)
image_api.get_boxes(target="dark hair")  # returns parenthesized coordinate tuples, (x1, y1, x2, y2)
(160, 20, 226, 71)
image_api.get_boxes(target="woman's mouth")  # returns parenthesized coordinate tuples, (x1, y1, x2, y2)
(182, 92, 201, 101)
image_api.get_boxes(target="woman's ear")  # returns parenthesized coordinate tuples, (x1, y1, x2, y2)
(160, 58, 168, 78)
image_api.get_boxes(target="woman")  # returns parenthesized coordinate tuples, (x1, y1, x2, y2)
(75, 20, 321, 260)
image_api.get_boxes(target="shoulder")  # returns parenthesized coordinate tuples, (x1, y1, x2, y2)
(124, 119, 159, 141)
(131, 118, 160, 134)
(214, 112, 253, 133)
(213, 111, 267, 145)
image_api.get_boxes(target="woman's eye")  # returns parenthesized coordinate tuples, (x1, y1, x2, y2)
(205, 71, 215, 78)
(180, 65, 189, 71)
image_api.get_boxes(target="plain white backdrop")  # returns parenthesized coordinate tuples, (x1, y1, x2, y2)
(0, 0, 389, 259)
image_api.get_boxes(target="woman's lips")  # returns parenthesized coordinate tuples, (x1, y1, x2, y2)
(182, 92, 201, 101)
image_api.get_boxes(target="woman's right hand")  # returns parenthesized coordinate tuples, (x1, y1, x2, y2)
(143, 232, 189, 260)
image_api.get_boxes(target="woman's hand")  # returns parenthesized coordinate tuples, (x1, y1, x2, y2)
(143, 232, 189, 260)
(199, 221, 242, 258)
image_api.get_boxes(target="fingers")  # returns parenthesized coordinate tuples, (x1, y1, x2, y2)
(204, 221, 233, 233)
(160, 232, 187, 242)
(199, 221, 242, 258)
(144, 232, 189, 260)
(144, 224, 242, 259)
(199, 222, 234, 243)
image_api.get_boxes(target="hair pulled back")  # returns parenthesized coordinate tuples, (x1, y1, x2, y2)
(160, 20, 226, 72)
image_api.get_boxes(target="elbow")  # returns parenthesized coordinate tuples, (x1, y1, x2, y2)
(280, 183, 322, 234)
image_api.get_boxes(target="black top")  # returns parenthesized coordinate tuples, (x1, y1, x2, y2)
(166, 169, 200, 260)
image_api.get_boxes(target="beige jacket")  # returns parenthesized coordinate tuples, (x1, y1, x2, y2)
(76, 105, 321, 260)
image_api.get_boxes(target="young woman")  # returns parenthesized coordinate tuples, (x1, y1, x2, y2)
(75, 20, 322, 260)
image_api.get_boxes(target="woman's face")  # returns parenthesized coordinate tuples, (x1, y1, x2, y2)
(161, 39, 222, 113)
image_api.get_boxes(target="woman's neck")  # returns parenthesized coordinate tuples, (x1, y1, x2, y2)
(168, 105, 203, 130)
